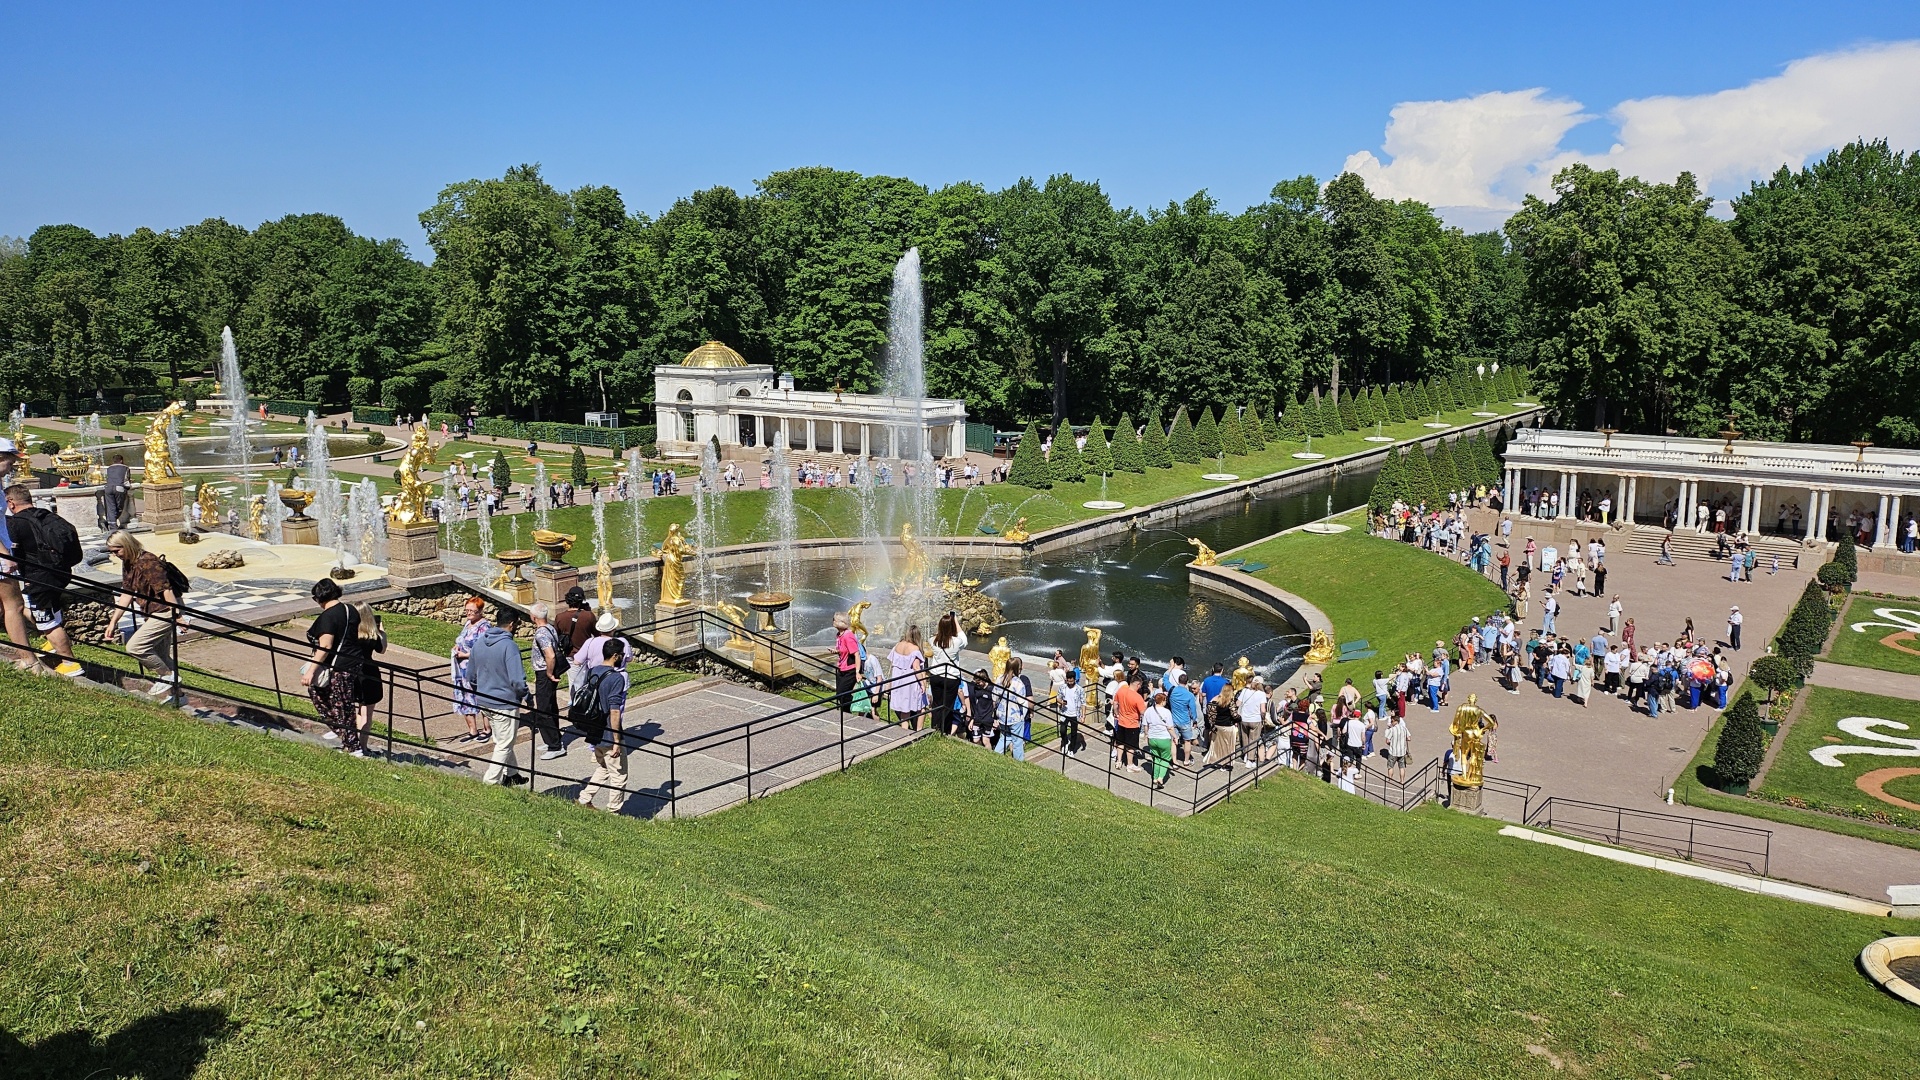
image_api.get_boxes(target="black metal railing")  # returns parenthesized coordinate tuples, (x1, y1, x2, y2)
(1523, 797, 1773, 877)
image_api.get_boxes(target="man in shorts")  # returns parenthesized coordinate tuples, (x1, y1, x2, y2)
(4, 485, 81, 675)
(1166, 670, 1199, 765)
(0, 442, 40, 671)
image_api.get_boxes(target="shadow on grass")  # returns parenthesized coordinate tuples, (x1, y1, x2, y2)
(1, 1004, 233, 1079)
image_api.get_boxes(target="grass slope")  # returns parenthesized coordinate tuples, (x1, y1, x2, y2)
(2, 670, 1911, 1078)
(441, 405, 1526, 562)
(1824, 593, 1920, 677)
(1238, 515, 1511, 687)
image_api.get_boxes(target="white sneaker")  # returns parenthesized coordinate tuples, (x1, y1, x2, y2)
(539, 749, 566, 761)
(321, 731, 340, 742)
(1242, 758, 1255, 768)
(349, 749, 367, 758)
(146, 678, 177, 696)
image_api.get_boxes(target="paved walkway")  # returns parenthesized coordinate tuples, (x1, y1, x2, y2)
(1423, 519, 1920, 900)
(1854, 570, 1920, 597)
(1809, 660, 1920, 699)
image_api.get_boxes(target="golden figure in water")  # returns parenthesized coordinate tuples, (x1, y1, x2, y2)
(596, 548, 615, 615)
(1188, 537, 1219, 567)
(248, 494, 266, 539)
(1229, 656, 1255, 693)
(988, 636, 1013, 682)
(847, 600, 876, 644)
(1002, 517, 1031, 543)
(712, 599, 751, 648)
(1303, 628, 1337, 665)
(389, 425, 437, 526)
(896, 521, 930, 586)
(1449, 693, 1490, 789)
(143, 401, 185, 482)
(656, 522, 698, 606)
(195, 483, 221, 527)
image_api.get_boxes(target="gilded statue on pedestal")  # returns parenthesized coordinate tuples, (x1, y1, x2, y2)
(1002, 517, 1031, 543)
(1449, 693, 1490, 789)
(1229, 656, 1255, 693)
(143, 402, 185, 482)
(656, 522, 698, 606)
(1078, 626, 1103, 675)
(248, 494, 266, 539)
(895, 521, 930, 587)
(988, 637, 1012, 683)
(1188, 537, 1219, 567)
(1303, 628, 1337, 665)
(847, 600, 875, 645)
(389, 426, 437, 526)
(195, 483, 221, 527)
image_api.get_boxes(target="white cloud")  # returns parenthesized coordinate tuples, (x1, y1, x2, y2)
(1343, 41, 1920, 229)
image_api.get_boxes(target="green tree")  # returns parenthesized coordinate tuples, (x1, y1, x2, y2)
(114, 228, 205, 392)
(1383, 385, 1407, 424)
(1430, 439, 1461, 497)
(1194, 406, 1222, 458)
(1710, 692, 1767, 789)
(1368, 446, 1404, 515)
(491, 448, 513, 493)
(1338, 389, 1360, 431)
(1049, 423, 1086, 483)
(1316, 388, 1344, 438)
(1401, 439, 1438, 507)
(1007, 421, 1051, 487)
(1142, 409, 1174, 467)
(570, 445, 589, 486)
(988, 175, 1120, 425)
(1242, 403, 1268, 450)
(1220, 408, 1250, 455)
(1353, 386, 1376, 429)
(1083, 417, 1115, 476)
(1278, 395, 1305, 440)
(1111, 411, 1146, 472)
(1168, 406, 1202, 462)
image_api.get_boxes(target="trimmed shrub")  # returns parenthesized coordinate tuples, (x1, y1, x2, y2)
(1111, 412, 1146, 473)
(1368, 448, 1404, 516)
(1083, 417, 1115, 476)
(1384, 385, 1407, 424)
(1834, 530, 1857, 581)
(1168, 407, 1202, 463)
(1317, 390, 1344, 438)
(1220, 410, 1250, 456)
(490, 448, 512, 493)
(1775, 579, 1835, 659)
(379, 375, 421, 412)
(1816, 561, 1852, 590)
(428, 378, 464, 416)
(37, 440, 60, 456)
(1353, 387, 1376, 429)
(1402, 440, 1438, 508)
(1711, 692, 1767, 789)
(1338, 390, 1360, 431)
(1748, 654, 1798, 699)
(1049, 423, 1086, 483)
(107, 414, 128, 428)
(1242, 404, 1268, 451)
(353, 406, 398, 427)
(571, 446, 589, 486)
(1278, 396, 1305, 440)
(1261, 401, 1281, 441)
(365, 430, 387, 450)
(1007, 422, 1051, 488)
(1193, 407, 1222, 459)
(1142, 410, 1173, 468)
(1431, 439, 1462, 498)
(302, 375, 333, 404)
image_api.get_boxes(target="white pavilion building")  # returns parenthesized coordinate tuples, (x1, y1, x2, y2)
(652, 342, 969, 461)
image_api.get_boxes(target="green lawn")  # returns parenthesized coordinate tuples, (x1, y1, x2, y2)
(0, 667, 1912, 1078)
(443, 404, 1528, 560)
(1823, 592, 1920, 677)
(1237, 513, 1512, 690)
(1755, 686, 1920, 831)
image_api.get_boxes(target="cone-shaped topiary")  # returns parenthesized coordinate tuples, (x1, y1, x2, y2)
(1083, 417, 1114, 476)
(1242, 403, 1268, 450)
(1319, 390, 1346, 438)
(570, 445, 589, 486)
(1277, 395, 1303, 440)
(491, 448, 513, 493)
(1775, 578, 1834, 659)
(1007, 421, 1051, 488)
(1430, 439, 1461, 499)
(1168, 406, 1203, 463)
(1384, 385, 1407, 424)
(1112, 411, 1147, 472)
(1338, 389, 1360, 431)
(1835, 530, 1858, 582)
(1368, 447, 1404, 515)
(1353, 386, 1376, 429)
(1262, 401, 1281, 441)
(1711, 691, 1767, 790)
(1142, 409, 1174, 468)
(1220, 409, 1250, 455)
(1049, 423, 1085, 484)
(1401, 439, 1438, 508)
(1194, 407, 1222, 459)
(1476, 431, 1502, 489)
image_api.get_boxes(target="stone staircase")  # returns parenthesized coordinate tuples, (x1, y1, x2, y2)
(1619, 526, 1815, 570)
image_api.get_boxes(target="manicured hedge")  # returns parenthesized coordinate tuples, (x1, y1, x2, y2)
(249, 397, 324, 418)
(353, 406, 398, 426)
(472, 416, 653, 450)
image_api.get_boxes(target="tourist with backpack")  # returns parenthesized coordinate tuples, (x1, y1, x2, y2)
(105, 530, 183, 695)
(4, 484, 83, 675)
(572, 637, 630, 813)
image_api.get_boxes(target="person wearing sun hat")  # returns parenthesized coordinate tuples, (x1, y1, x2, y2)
(570, 609, 631, 679)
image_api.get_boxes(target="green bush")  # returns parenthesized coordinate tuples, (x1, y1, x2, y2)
(1368, 448, 1404, 516)
(428, 378, 464, 416)
(571, 446, 589, 486)
(1384, 386, 1407, 424)
(1220, 410, 1250, 456)
(1834, 530, 1857, 580)
(1260, 401, 1281, 441)
(1141, 410, 1173, 468)
(1242, 404, 1267, 450)
(471, 416, 650, 451)
(1710, 691, 1767, 789)
(1111, 412, 1146, 473)
(1815, 561, 1851, 589)
(491, 448, 512, 493)
(1049, 424, 1085, 484)
(1747, 654, 1797, 697)
(347, 376, 376, 408)
(1167, 407, 1201, 463)
(1007, 421, 1051, 488)
(353, 406, 398, 427)
(1338, 390, 1360, 431)
(1352, 388, 1375, 429)
(37, 440, 60, 456)
(107, 414, 128, 427)
(302, 375, 333, 404)
(1429, 439, 1461, 498)
(365, 430, 387, 450)
(379, 375, 421, 412)
(1277, 396, 1305, 440)
(1402, 441, 1438, 508)
(1775, 579, 1835, 659)
(1193, 408, 1222, 459)
(251, 397, 323, 418)
(1082, 417, 1114, 477)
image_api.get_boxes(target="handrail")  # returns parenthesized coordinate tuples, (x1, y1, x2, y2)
(1523, 796, 1772, 876)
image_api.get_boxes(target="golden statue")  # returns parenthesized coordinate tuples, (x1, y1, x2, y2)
(895, 521, 929, 587)
(656, 522, 698, 606)
(489, 562, 516, 590)
(388, 425, 437, 526)
(940, 573, 961, 596)
(847, 600, 876, 644)
(1303, 628, 1337, 665)
(988, 637, 1013, 683)
(1078, 627, 1103, 675)
(143, 401, 185, 482)
(1449, 693, 1490, 789)
(248, 495, 266, 539)
(712, 599, 752, 648)
(195, 483, 221, 527)
(1002, 517, 1031, 543)
(595, 548, 615, 615)
(1229, 656, 1255, 693)
(1188, 537, 1219, 567)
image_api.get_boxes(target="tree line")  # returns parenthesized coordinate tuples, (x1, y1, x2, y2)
(2, 140, 1916, 445)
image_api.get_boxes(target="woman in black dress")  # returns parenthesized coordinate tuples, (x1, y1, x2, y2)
(350, 601, 388, 750)
(303, 579, 368, 755)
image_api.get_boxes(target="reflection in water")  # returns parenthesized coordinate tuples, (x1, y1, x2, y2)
(715, 462, 1381, 681)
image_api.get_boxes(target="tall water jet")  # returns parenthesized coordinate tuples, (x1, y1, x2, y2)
(626, 448, 646, 610)
(217, 327, 252, 473)
(475, 489, 494, 562)
(765, 431, 798, 593)
(355, 479, 388, 566)
(690, 440, 722, 607)
(533, 460, 550, 531)
(305, 414, 339, 550)
(264, 479, 289, 540)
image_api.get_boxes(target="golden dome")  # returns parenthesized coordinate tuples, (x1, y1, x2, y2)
(680, 341, 748, 368)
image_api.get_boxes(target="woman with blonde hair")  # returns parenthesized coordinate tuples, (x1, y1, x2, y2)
(351, 601, 388, 747)
(888, 624, 930, 730)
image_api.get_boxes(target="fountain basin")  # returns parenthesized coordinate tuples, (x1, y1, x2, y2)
(1513, 401, 1537, 407)
(1471, 411, 1500, 417)
(1200, 473, 1240, 482)
(1291, 452, 1326, 460)
(1422, 422, 1451, 429)
(1301, 523, 1350, 534)
(1363, 435, 1394, 443)
(1860, 936, 1920, 1006)
(102, 434, 381, 474)
(1081, 500, 1126, 510)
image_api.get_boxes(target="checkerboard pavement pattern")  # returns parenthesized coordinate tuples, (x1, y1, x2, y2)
(184, 582, 312, 617)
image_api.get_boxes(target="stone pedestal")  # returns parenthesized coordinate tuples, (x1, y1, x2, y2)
(51, 486, 105, 541)
(143, 478, 186, 531)
(533, 562, 580, 606)
(1450, 783, 1483, 814)
(1890, 884, 1920, 920)
(282, 516, 319, 547)
(646, 598, 702, 656)
(385, 520, 450, 588)
(751, 631, 797, 680)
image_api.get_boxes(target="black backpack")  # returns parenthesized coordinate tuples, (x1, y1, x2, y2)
(159, 557, 191, 599)
(12, 506, 83, 606)
(567, 667, 611, 743)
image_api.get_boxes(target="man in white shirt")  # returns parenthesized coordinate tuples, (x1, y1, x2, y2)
(1342, 709, 1373, 767)
(1383, 713, 1411, 782)
(1728, 606, 1744, 651)
(1235, 676, 1269, 769)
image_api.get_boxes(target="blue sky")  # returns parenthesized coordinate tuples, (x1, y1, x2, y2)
(4, 1, 1919, 248)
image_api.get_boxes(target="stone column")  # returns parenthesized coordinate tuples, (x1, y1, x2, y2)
(1613, 475, 1626, 524)
(1877, 493, 1892, 548)
(860, 423, 870, 459)
(385, 520, 449, 588)
(1805, 486, 1820, 541)
(1676, 481, 1690, 530)
(1504, 467, 1518, 509)
(1625, 476, 1639, 525)
(1817, 490, 1832, 542)
(1740, 484, 1754, 536)
(1892, 495, 1905, 551)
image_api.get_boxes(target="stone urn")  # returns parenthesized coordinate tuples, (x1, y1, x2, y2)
(533, 529, 576, 566)
(279, 488, 315, 521)
(52, 448, 93, 485)
(746, 590, 793, 632)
